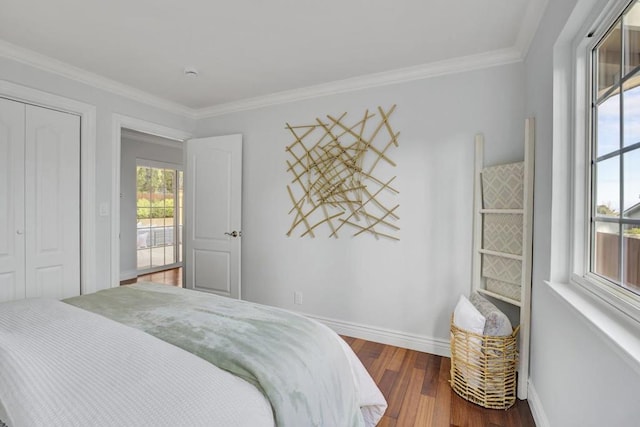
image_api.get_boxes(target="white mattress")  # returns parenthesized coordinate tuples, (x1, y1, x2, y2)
(0, 298, 274, 427)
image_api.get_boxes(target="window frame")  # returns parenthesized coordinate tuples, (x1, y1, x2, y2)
(570, 0, 640, 325)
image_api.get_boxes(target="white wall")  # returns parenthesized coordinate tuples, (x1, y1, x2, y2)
(0, 56, 194, 292)
(196, 63, 525, 349)
(525, 0, 640, 425)
(119, 136, 183, 280)
(5, 13, 636, 423)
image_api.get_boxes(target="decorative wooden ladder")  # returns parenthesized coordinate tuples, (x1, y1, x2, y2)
(471, 118, 535, 400)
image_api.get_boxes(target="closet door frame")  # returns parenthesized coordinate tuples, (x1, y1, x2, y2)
(0, 80, 97, 295)
(0, 98, 26, 301)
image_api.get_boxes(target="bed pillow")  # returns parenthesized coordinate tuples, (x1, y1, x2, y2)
(453, 294, 486, 334)
(470, 292, 513, 336)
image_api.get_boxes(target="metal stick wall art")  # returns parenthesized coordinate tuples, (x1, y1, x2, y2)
(285, 105, 400, 240)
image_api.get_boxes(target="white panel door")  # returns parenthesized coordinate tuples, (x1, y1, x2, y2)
(0, 98, 25, 303)
(184, 134, 242, 298)
(24, 105, 80, 299)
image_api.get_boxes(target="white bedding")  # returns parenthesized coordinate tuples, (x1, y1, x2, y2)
(64, 283, 387, 426)
(335, 337, 387, 426)
(0, 296, 387, 426)
(0, 298, 274, 426)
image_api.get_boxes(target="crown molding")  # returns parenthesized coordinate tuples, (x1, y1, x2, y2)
(515, 0, 550, 59)
(0, 38, 525, 121)
(195, 47, 523, 118)
(0, 39, 195, 119)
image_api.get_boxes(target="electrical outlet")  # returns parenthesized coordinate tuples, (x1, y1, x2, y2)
(294, 291, 303, 305)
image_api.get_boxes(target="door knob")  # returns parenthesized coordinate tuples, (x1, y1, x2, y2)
(16, 230, 23, 235)
(224, 231, 241, 237)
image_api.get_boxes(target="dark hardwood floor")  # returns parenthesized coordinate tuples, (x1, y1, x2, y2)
(342, 336, 535, 427)
(122, 267, 536, 426)
(120, 267, 183, 287)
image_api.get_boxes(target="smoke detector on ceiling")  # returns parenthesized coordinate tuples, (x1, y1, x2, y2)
(184, 68, 199, 78)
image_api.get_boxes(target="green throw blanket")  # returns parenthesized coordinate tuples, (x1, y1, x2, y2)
(64, 283, 364, 427)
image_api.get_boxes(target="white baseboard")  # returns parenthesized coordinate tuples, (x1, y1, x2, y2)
(527, 380, 550, 427)
(304, 313, 451, 357)
(119, 270, 138, 282)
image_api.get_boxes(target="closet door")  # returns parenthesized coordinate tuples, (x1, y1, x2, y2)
(0, 98, 26, 303)
(24, 105, 80, 299)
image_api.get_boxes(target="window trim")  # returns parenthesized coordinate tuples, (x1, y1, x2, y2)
(569, 0, 640, 325)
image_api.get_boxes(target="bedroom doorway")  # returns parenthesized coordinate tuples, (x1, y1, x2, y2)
(112, 115, 242, 295)
(118, 126, 187, 285)
(135, 161, 183, 274)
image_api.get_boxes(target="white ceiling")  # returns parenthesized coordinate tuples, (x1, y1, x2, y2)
(0, 0, 547, 112)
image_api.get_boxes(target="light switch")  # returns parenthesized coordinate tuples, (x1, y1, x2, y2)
(99, 202, 109, 217)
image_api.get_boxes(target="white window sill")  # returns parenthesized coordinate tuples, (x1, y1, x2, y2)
(544, 280, 640, 375)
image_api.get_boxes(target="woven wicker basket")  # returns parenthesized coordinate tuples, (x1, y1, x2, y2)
(449, 315, 520, 409)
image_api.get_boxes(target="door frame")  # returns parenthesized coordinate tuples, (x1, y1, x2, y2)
(110, 114, 191, 288)
(0, 79, 97, 295)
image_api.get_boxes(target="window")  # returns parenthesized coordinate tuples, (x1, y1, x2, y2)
(591, 0, 640, 297)
(136, 161, 184, 273)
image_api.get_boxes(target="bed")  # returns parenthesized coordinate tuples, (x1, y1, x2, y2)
(0, 283, 387, 426)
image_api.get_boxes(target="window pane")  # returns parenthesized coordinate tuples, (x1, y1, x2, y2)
(624, 0, 640, 74)
(138, 218, 152, 229)
(597, 93, 621, 157)
(150, 207, 164, 221)
(597, 21, 622, 96)
(137, 227, 150, 249)
(163, 229, 169, 248)
(135, 164, 181, 272)
(594, 221, 621, 282)
(164, 219, 172, 247)
(624, 224, 640, 294)
(590, 1, 640, 300)
(137, 207, 151, 224)
(595, 156, 621, 216)
(622, 71, 640, 148)
(624, 149, 640, 215)
(165, 245, 175, 264)
(168, 220, 175, 248)
(165, 169, 175, 197)
(137, 248, 151, 270)
(153, 193, 166, 207)
(178, 170, 184, 264)
(151, 246, 165, 268)
(137, 166, 151, 197)
(137, 195, 150, 209)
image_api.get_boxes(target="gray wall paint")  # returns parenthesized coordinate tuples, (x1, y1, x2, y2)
(195, 63, 525, 342)
(526, 0, 640, 425)
(119, 137, 183, 279)
(0, 56, 194, 292)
